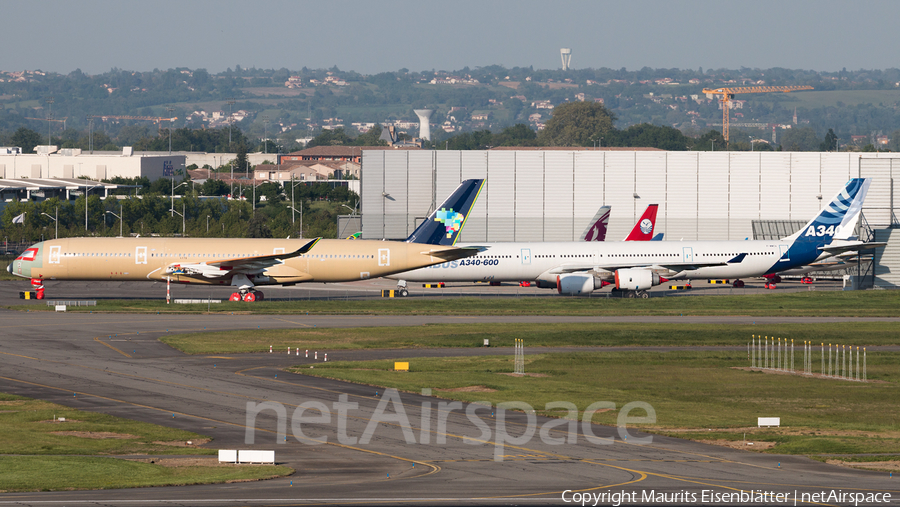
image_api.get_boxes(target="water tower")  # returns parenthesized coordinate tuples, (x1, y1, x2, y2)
(560, 48, 572, 71)
(414, 109, 433, 141)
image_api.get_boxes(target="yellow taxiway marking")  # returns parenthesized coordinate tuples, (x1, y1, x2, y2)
(93, 337, 132, 358)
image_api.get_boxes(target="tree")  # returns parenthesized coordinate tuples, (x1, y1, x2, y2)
(493, 124, 538, 146)
(11, 127, 42, 153)
(234, 143, 249, 174)
(888, 130, 900, 152)
(246, 212, 273, 238)
(306, 128, 351, 148)
(694, 130, 726, 151)
(537, 102, 617, 147)
(353, 125, 388, 146)
(614, 123, 690, 150)
(820, 128, 838, 151)
(780, 126, 822, 151)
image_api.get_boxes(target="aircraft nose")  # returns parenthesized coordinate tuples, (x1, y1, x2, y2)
(5, 263, 10, 274)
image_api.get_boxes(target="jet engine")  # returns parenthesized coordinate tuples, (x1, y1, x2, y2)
(614, 268, 665, 290)
(556, 274, 610, 295)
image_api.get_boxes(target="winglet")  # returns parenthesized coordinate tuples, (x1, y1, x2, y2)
(624, 204, 658, 241)
(579, 205, 611, 241)
(727, 253, 747, 263)
(406, 179, 485, 246)
(297, 237, 320, 254)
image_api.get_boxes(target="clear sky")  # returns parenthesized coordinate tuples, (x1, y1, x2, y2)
(4, 0, 898, 75)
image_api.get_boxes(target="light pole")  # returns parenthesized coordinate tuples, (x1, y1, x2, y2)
(171, 181, 187, 218)
(226, 98, 235, 148)
(288, 205, 303, 238)
(206, 215, 210, 233)
(84, 183, 101, 232)
(169, 204, 185, 236)
(166, 106, 175, 154)
(86, 116, 94, 153)
(40, 208, 58, 239)
(263, 115, 269, 154)
(46, 97, 53, 145)
(105, 209, 122, 237)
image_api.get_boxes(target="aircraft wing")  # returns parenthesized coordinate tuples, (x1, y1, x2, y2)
(543, 253, 747, 275)
(819, 240, 886, 256)
(165, 238, 320, 278)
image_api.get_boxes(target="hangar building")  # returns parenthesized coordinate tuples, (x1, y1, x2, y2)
(360, 148, 900, 287)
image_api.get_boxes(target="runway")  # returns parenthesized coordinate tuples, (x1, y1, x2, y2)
(0, 311, 896, 505)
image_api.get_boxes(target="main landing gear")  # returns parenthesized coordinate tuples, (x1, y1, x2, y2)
(610, 288, 650, 298)
(229, 288, 265, 302)
(395, 280, 410, 297)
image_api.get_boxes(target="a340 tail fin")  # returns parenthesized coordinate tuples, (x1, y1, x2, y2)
(783, 178, 871, 243)
(579, 205, 611, 241)
(406, 179, 485, 245)
(624, 204, 659, 241)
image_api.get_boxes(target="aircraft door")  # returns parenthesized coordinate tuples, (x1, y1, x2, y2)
(136, 246, 147, 264)
(273, 248, 285, 255)
(378, 248, 390, 267)
(682, 247, 694, 263)
(521, 248, 531, 265)
(779, 244, 790, 261)
(49, 245, 60, 264)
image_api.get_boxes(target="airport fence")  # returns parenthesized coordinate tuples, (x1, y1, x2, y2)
(748, 335, 867, 382)
(44, 300, 97, 307)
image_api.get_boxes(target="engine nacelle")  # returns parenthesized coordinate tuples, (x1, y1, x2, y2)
(557, 274, 609, 296)
(614, 268, 664, 290)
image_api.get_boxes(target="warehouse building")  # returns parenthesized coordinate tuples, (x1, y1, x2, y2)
(360, 148, 900, 287)
(0, 146, 185, 181)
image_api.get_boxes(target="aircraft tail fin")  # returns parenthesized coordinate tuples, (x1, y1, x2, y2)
(624, 204, 659, 241)
(579, 205, 611, 241)
(783, 179, 871, 243)
(406, 179, 484, 245)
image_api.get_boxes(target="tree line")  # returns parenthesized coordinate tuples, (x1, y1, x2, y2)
(0, 178, 358, 243)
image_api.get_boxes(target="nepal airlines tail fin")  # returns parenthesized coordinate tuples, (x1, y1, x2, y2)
(624, 204, 659, 241)
(405, 179, 484, 246)
(579, 206, 611, 241)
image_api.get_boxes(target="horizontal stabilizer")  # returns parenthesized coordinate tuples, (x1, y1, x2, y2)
(820, 240, 886, 255)
(423, 247, 479, 262)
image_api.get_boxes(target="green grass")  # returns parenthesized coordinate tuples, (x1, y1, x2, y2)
(0, 395, 213, 455)
(0, 456, 291, 492)
(0, 261, 17, 281)
(0, 394, 293, 492)
(9, 290, 900, 316)
(288, 351, 900, 456)
(161, 321, 900, 355)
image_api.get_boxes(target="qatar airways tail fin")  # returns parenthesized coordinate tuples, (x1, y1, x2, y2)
(624, 204, 659, 241)
(579, 205, 611, 241)
(406, 179, 484, 246)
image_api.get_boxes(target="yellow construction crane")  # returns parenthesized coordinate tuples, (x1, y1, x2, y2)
(25, 117, 68, 130)
(90, 115, 178, 132)
(702, 85, 813, 144)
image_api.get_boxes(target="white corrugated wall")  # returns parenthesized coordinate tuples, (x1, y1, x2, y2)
(666, 153, 698, 241)
(544, 151, 575, 241)
(362, 150, 898, 253)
